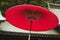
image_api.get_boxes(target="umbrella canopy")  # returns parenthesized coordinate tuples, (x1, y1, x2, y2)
(5, 4, 59, 31)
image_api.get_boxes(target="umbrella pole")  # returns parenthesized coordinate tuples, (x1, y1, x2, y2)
(28, 20, 32, 40)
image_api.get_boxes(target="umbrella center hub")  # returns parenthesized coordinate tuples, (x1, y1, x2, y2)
(24, 10, 41, 20)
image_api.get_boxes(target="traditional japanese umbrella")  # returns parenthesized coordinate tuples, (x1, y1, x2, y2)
(5, 0, 59, 40)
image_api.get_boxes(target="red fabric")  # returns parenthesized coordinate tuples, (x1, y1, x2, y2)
(5, 4, 59, 31)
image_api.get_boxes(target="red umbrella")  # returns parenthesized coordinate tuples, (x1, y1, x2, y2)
(5, 4, 59, 31)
